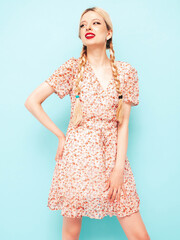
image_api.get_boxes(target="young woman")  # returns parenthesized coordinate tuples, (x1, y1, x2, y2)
(25, 6, 150, 240)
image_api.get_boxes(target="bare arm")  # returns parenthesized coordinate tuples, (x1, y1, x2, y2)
(24, 82, 65, 140)
(114, 103, 131, 172)
(106, 103, 131, 201)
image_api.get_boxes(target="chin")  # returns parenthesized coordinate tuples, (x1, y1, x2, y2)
(85, 41, 103, 47)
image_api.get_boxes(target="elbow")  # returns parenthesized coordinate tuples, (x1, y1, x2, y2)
(24, 97, 36, 112)
(24, 98, 31, 111)
(24, 97, 29, 108)
(24, 96, 42, 112)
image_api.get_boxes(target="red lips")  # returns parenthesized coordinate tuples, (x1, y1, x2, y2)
(85, 32, 95, 39)
(85, 32, 95, 37)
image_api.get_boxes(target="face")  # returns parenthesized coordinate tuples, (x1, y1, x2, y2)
(79, 11, 112, 47)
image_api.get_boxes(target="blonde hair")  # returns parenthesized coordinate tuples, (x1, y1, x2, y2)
(72, 7, 124, 126)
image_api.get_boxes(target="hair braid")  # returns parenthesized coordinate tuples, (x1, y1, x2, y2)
(109, 41, 124, 124)
(71, 45, 87, 126)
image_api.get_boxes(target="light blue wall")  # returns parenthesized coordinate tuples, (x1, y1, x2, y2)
(1, 0, 179, 239)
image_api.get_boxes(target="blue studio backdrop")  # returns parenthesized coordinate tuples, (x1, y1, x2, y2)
(0, 0, 179, 239)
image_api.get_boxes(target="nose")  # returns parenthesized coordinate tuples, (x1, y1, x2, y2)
(86, 23, 92, 31)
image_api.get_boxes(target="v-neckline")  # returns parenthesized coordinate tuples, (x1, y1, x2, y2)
(86, 59, 114, 93)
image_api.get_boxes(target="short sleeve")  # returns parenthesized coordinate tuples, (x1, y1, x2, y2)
(45, 57, 76, 99)
(122, 65, 139, 106)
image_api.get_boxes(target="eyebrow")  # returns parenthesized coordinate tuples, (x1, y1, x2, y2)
(80, 18, 101, 24)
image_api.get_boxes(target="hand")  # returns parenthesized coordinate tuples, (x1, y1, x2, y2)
(55, 134, 66, 162)
(104, 167, 127, 202)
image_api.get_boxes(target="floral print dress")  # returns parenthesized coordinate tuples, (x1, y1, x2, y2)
(44, 57, 140, 219)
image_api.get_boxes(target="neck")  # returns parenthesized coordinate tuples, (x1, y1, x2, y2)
(86, 45, 110, 68)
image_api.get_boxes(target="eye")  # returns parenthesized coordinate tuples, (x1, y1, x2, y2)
(94, 21, 101, 25)
(80, 21, 101, 28)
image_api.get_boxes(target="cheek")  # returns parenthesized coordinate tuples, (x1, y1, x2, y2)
(94, 27, 107, 38)
(80, 30, 86, 40)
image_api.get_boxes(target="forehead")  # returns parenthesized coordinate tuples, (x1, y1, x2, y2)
(80, 11, 104, 23)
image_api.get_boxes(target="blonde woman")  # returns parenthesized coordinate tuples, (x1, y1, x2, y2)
(25, 7, 150, 240)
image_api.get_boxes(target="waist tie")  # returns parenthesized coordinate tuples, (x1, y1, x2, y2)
(82, 117, 117, 130)
(69, 117, 117, 143)
(79, 117, 118, 146)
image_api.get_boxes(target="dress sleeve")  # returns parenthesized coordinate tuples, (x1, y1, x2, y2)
(44, 57, 76, 99)
(122, 65, 139, 106)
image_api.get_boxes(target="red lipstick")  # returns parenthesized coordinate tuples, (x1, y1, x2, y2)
(85, 32, 95, 39)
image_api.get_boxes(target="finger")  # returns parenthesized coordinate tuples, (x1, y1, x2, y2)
(110, 188, 117, 202)
(108, 187, 114, 201)
(117, 187, 121, 202)
(58, 151, 63, 158)
(55, 154, 61, 161)
(108, 187, 113, 200)
(104, 180, 110, 191)
(58, 151, 63, 157)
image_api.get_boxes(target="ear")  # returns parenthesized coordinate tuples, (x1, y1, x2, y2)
(107, 29, 113, 40)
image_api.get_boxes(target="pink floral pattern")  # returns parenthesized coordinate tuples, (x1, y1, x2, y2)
(44, 57, 140, 219)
